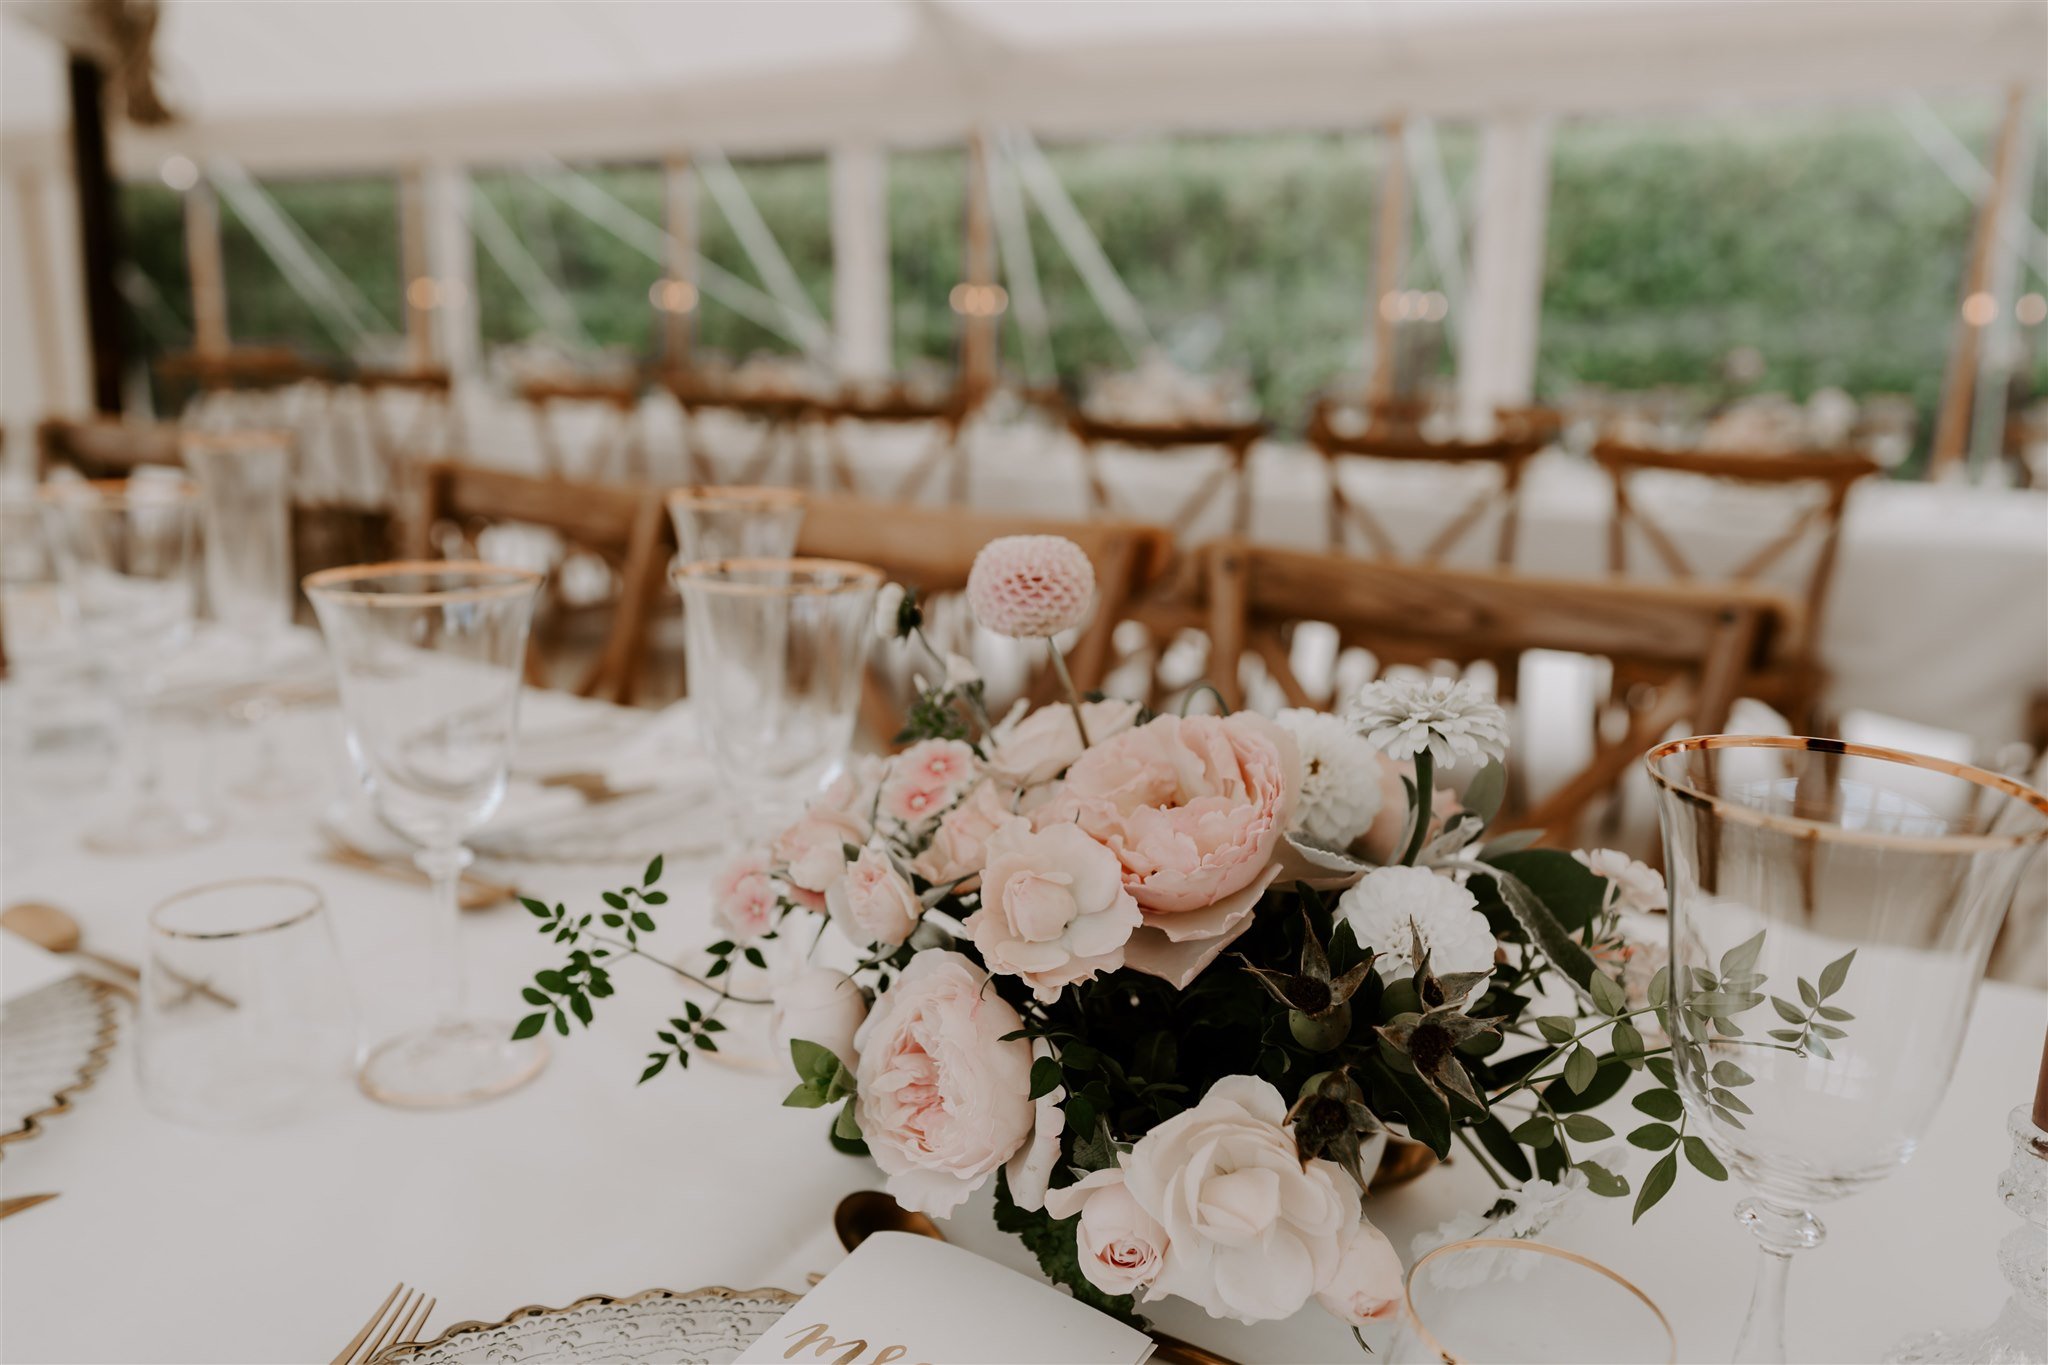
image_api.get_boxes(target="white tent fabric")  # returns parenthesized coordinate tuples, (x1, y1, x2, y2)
(2, 0, 2043, 175)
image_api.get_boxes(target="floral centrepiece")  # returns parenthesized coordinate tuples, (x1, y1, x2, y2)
(515, 534, 1852, 1347)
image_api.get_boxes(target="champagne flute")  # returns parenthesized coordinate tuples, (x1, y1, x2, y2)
(304, 561, 546, 1108)
(1648, 735, 2048, 1363)
(39, 475, 219, 853)
(185, 430, 302, 800)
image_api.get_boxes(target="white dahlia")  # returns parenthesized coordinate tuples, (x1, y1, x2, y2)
(1275, 707, 1384, 848)
(1348, 676, 1510, 770)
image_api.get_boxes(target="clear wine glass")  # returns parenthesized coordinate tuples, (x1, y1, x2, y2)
(671, 558, 879, 843)
(39, 475, 219, 853)
(304, 560, 547, 1108)
(1389, 1238, 1677, 1364)
(665, 486, 805, 563)
(1648, 735, 2048, 1363)
(185, 430, 303, 800)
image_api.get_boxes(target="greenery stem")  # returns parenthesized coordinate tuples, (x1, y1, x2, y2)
(587, 932, 772, 1006)
(1488, 1006, 1665, 1103)
(1046, 638, 1092, 748)
(1399, 748, 1434, 866)
(1455, 1127, 1511, 1190)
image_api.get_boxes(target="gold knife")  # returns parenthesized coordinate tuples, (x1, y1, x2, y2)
(0, 1193, 59, 1220)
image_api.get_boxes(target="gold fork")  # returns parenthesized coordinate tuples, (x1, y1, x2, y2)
(330, 1283, 436, 1365)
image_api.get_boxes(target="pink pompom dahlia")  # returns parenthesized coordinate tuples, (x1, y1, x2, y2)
(966, 535, 1096, 639)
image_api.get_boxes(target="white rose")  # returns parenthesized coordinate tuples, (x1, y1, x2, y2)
(1337, 865, 1496, 980)
(1045, 1164, 1170, 1298)
(826, 842, 923, 947)
(769, 966, 867, 1075)
(772, 806, 866, 895)
(986, 696, 1143, 788)
(966, 818, 1142, 1004)
(1574, 847, 1668, 914)
(854, 951, 1034, 1216)
(1004, 1038, 1066, 1212)
(1121, 1075, 1351, 1323)
(1316, 1215, 1405, 1326)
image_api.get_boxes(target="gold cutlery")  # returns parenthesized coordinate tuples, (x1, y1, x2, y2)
(2, 901, 234, 1008)
(320, 835, 518, 911)
(0, 1193, 59, 1220)
(830, 1191, 1237, 1365)
(330, 1283, 435, 1365)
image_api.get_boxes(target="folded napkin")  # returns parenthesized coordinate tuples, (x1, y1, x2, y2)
(2, 938, 74, 1005)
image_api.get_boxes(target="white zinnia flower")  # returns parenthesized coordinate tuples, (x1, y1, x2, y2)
(1573, 848, 1668, 914)
(1349, 676, 1510, 770)
(1337, 865, 1496, 980)
(1275, 707, 1383, 848)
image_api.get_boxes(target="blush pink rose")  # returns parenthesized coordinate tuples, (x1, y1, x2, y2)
(1044, 1164, 1170, 1298)
(854, 951, 1034, 1216)
(986, 697, 1144, 788)
(772, 806, 866, 894)
(710, 850, 778, 941)
(827, 842, 923, 947)
(1053, 712, 1300, 916)
(909, 779, 1012, 889)
(966, 818, 1142, 1004)
(1316, 1216, 1405, 1327)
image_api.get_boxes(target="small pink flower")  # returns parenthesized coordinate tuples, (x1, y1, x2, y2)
(896, 738, 977, 791)
(881, 778, 952, 828)
(828, 842, 923, 947)
(966, 535, 1096, 639)
(710, 850, 779, 941)
(772, 806, 866, 894)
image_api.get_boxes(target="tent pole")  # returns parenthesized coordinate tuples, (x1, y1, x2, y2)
(960, 129, 998, 403)
(1931, 85, 2026, 479)
(66, 56, 125, 414)
(1459, 115, 1554, 431)
(663, 154, 697, 371)
(400, 164, 434, 370)
(1366, 115, 1410, 409)
(184, 177, 230, 358)
(424, 163, 477, 380)
(831, 142, 890, 380)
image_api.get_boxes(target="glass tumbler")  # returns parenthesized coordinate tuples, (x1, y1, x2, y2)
(672, 558, 880, 843)
(138, 877, 359, 1126)
(1649, 735, 2048, 1363)
(665, 486, 806, 562)
(1389, 1238, 1677, 1364)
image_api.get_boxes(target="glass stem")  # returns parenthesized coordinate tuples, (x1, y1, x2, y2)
(415, 844, 474, 1028)
(1731, 1198, 1824, 1364)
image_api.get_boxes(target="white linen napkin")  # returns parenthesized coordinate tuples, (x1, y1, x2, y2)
(1, 938, 74, 1005)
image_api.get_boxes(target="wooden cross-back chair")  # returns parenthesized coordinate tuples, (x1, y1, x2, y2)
(1592, 440, 1879, 733)
(1307, 398, 1545, 567)
(1067, 409, 1266, 540)
(519, 374, 647, 482)
(796, 495, 1174, 745)
(816, 386, 976, 503)
(662, 372, 819, 488)
(1203, 538, 1795, 844)
(349, 366, 460, 493)
(403, 462, 669, 706)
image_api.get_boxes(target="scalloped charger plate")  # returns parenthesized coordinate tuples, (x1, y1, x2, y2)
(378, 1287, 802, 1365)
(0, 975, 120, 1159)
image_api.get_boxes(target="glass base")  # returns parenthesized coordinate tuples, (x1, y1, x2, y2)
(228, 763, 312, 805)
(83, 798, 222, 855)
(357, 1019, 550, 1109)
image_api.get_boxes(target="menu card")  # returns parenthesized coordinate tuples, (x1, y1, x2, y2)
(738, 1231, 1155, 1365)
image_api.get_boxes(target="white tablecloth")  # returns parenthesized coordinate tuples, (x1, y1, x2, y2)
(0, 686, 2040, 1364)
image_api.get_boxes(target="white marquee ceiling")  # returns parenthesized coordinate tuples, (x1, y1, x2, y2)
(2, 0, 2042, 175)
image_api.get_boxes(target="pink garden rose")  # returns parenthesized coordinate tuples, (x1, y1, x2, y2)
(966, 818, 1142, 1004)
(1315, 1216, 1405, 1326)
(853, 951, 1035, 1216)
(828, 842, 923, 947)
(1120, 1075, 1351, 1323)
(771, 806, 866, 895)
(986, 696, 1144, 788)
(909, 779, 1012, 889)
(1044, 1164, 1171, 1298)
(710, 850, 778, 941)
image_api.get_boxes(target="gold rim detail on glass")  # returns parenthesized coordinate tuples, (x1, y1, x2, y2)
(380, 1285, 804, 1360)
(1403, 1236, 1677, 1365)
(1646, 734, 2048, 852)
(665, 485, 806, 510)
(301, 559, 545, 607)
(670, 557, 884, 596)
(149, 877, 326, 942)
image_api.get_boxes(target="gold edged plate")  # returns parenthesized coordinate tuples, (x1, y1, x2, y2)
(0, 976, 120, 1160)
(376, 1286, 802, 1365)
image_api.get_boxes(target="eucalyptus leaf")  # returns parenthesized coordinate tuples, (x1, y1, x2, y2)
(1510, 1117, 1555, 1149)
(1682, 1135, 1728, 1180)
(1819, 949, 1856, 999)
(1589, 971, 1628, 1017)
(1632, 1088, 1684, 1121)
(1719, 930, 1766, 979)
(1628, 1122, 1679, 1150)
(1632, 1151, 1678, 1222)
(1564, 1045, 1598, 1094)
(1562, 1114, 1614, 1142)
